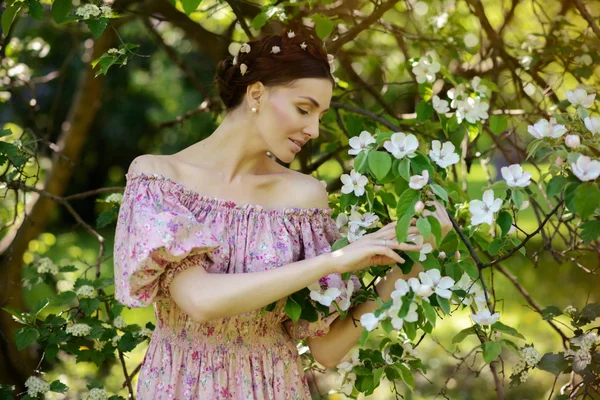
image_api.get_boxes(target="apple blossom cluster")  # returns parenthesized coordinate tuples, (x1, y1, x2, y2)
(24, 376, 50, 397)
(75, 4, 112, 19)
(65, 323, 91, 337)
(113, 315, 127, 329)
(510, 345, 542, 384)
(335, 205, 379, 242)
(36, 257, 59, 275)
(451, 272, 488, 310)
(308, 272, 361, 312)
(83, 388, 109, 400)
(565, 332, 599, 372)
(336, 348, 361, 395)
(430, 77, 491, 124)
(75, 284, 97, 299)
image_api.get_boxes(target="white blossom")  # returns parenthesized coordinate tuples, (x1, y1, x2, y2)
(287, 31, 296, 38)
(464, 96, 489, 123)
(409, 169, 429, 190)
(339, 371, 357, 396)
(574, 54, 593, 66)
(270, 46, 281, 54)
(565, 348, 592, 372)
(411, 56, 441, 83)
(470, 189, 502, 226)
(308, 282, 341, 307)
(571, 155, 600, 182)
(138, 327, 153, 338)
(471, 76, 490, 97)
(429, 140, 459, 168)
(93, 339, 105, 351)
(432, 95, 449, 114)
(431, 12, 449, 29)
(239, 43, 251, 54)
(383, 132, 419, 159)
(111, 335, 121, 347)
(113, 315, 127, 329)
(340, 169, 369, 197)
(36, 257, 59, 275)
(348, 131, 376, 155)
(563, 305, 577, 315)
(25, 376, 50, 398)
(570, 332, 600, 351)
(75, 4, 101, 19)
(414, 200, 425, 214)
(584, 117, 600, 135)
(520, 345, 542, 367)
(84, 388, 109, 400)
(418, 268, 455, 298)
(360, 312, 383, 331)
(448, 84, 467, 109)
(407, 276, 434, 299)
(527, 118, 567, 139)
(99, 5, 112, 17)
(76, 285, 97, 299)
(390, 278, 410, 301)
(239, 63, 248, 76)
(66, 323, 91, 337)
(565, 134, 580, 149)
(336, 280, 356, 311)
(300, 42, 308, 50)
(337, 349, 360, 373)
(500, 164, 532, 188)
(412, 235, 433, 262)
(471, 309, 500, 325)
(566, 88, 595, 108)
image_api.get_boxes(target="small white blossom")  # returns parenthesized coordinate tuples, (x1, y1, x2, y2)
(471, 76, 490, 97)
(308, 282, 341, 307)
(232, 55, 237, 65)
(520, 345, 542, 367)
(239, 43, 251, 54)
(138, 327, 153, 338)
(570, 332, 600, 351)
(565, 134, 580, 149)
(337, 348, 360, 373)
(360, 312, 383, 331)
(113, 315, 127, 329)
(527, 118, 567, 139)
(431, 12, 449, 29)
(448, 84, 467, 109)
(429, 140, 459, 168)
(300, 42, 307, 50)
(464, 96, 489, 123)
(500, 164, 532, 188)
(383, 132, 419, 159)
(432, 95, 449, 114)
(270, 46, 281, 54)
(339, 371, 357, 396)
(418, 268, 455, 298)
(471, 309, 500, 325)
(409, 169, 429, 190)
(107, 48, 119, 56)
(76, 285, 97, 299)
(25, 376, 50, 398)
(563, 305, 577, 315)
(239, 63, 248, 76)
(414, 200, 425, 214)
(111, 335, 121, 347)
(469, 189, 502, 226)
(83, 388, 109, 400)
(75, 4, 101, 19)
(66, 323, 91, 337)
(571, 155, 600, 182)
(584, 117, 600, 135)
(287, 31, 295, 38)
(348, 131, 376, 155)
(407, 276, 434, 298)
(36, 257, 59, 275)
(99, 5, 112, 17)
(566, 88, 595, 108)
(340, 169, 369, 197)
(390, 278, 410, 301)
(412, 56, 441, 83)
(412, 235, 433, 262)
(565, 348, 592, 372)
(93, 339, 105, 351)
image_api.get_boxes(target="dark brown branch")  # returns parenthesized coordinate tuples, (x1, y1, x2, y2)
(573, 0, 600, 41)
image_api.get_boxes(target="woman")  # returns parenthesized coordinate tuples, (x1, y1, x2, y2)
(113, 28, 433, 399)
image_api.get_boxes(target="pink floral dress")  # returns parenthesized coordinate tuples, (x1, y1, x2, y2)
(113, 172, 343, 399)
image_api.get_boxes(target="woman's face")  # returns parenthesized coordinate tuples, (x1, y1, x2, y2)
(250, 78, 333, 164)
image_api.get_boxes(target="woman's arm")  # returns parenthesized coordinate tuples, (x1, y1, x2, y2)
(306, 263, 424, 368)
(170, 254, 335, 323)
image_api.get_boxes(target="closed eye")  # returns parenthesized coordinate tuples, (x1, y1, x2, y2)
(297, 107, 323, 123)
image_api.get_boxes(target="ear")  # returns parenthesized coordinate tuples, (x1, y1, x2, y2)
(246, 81, 265, 108)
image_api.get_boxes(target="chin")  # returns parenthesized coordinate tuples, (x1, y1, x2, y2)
(268, 149, 295, 164)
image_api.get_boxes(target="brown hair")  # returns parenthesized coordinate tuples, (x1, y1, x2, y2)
(214, 28, 335, 110)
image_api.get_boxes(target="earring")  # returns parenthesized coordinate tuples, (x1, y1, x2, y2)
(251, 107, 257, 113)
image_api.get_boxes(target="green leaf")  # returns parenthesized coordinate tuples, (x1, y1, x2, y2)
(285, 297, 302, 322)
(409, 152, 434, 176)
(537, 352, 568, 375)
(491, 321, 525, 339)
(117, 331, 141, 352)
(580, 303, 600, 324)
(2, 2, 23, 36)
(27, 0, 43, 19)
(487, 238, 504, 256)
(430, 184, 448, 202)
(51, 291, 76, 307)
(546, 176, 566, 199)
(489, 115, 508, 135)
(416, 217, 431, 239)
(452, 326, 476, 344)
(497, 211, 512, 237)
(381, 318, 393, 334)
(427, 216, 442, 246)
(416, 101, 434, 122)
(84, 18, 109, 38)
(403, 321, 417, 341)
(52, 0, 72, 23)
(15, 327, 39, 351)
(79, 298, 100, 316)
(45, 344, 60, 361)
(541, 306, 562, 320)
(49, 380, 69, 392)
(313, 14, 334, 39)
(564, 182, 580, 212)
(580, 220, 600, 245)
(251, 12, 268, 30)
(574, 182, 600, 220)
(463, 260, 479, 280)
(359, 329, 369, 346)
(181, 0, 202, 15)
(354, 150, 369, 174)
(421, 300, 436, 326)
(368, 151, 392, 181)
(482, 342, 502, 364)
(436, 295, 450, 315)
(398, 158, 410, 181)
(511, 189, 524, 209)
(395, 190, 420, 242)
(397, 363, 415, 391)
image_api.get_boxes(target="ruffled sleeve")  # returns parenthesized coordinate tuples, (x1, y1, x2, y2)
(283, 211, 354, 340)
(113, 174, 220, 308)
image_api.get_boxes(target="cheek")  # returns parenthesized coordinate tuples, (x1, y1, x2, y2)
(271, 102, 295, 124)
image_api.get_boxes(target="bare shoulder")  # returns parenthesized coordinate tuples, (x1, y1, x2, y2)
(127, 154, 159, 175)
(285, 170, 330, 209)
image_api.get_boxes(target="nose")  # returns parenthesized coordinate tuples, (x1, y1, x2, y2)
(302, 117, 320, 141)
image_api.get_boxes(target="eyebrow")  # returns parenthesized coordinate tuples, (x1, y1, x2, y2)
(298, 96, 329, 113)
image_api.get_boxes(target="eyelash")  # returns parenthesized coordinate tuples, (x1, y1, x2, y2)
(297, 107, 323, 123)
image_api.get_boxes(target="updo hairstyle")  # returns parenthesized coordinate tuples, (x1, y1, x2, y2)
(214, 28, 335, 111)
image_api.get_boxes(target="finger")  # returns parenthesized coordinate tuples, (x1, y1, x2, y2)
(396, 243, 424, 252)
(408, 226, 419, 234)
(410, 217, 417, 225)
(385, 248, 405, 264)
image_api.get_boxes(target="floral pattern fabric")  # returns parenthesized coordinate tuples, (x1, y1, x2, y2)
(113, 172, 342, 399)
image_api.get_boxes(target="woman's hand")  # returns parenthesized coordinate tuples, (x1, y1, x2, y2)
(327, 222, 423, 275)
(421, 200, 453, 245)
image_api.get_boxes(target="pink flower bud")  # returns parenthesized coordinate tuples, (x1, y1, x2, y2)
(414, 200, 425, 214)
(454, 251, 460, 261)
(438, 251, 446, 259)
(556, 156, 563, 165)
(565, 134, 580, 149)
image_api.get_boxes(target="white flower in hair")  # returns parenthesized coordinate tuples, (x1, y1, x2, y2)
(232, 55, 237, 65)
(271, 46, 281, 54)
(300, 42, 307, 50)
(287, 31, 295, 38)
(240, 63, 248, 76)
(239, 43, 251, 53)
(327, 54, 334, 64)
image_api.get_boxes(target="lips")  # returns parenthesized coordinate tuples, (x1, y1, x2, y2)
(289, 139, 302, 151)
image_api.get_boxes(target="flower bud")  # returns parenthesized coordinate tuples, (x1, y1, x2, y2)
(414, 200, 425, 214)
(438, 251, 446, 259)
(565, 134, 580, 149)
(519, 200, 530, 211)
(556, 156, 563, 165)
(454, 251, 460, 261)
